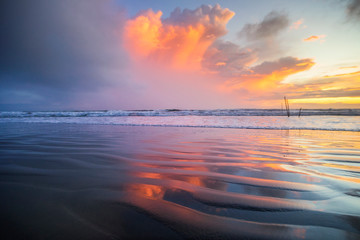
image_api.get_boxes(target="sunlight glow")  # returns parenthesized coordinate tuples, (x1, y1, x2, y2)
(292, 97, 360, 104)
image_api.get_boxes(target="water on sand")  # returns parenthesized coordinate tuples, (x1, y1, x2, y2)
(0, 123, 359, 239)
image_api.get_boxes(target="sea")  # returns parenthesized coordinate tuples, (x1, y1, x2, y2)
(1, 108, 360, 131)
(1, 109, 360, 239)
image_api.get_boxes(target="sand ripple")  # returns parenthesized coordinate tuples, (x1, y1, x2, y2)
(0, 123, 359, 239)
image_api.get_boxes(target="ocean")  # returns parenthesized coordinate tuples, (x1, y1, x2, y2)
(1, 109, 360, 131)
(1, 109, 360, 239)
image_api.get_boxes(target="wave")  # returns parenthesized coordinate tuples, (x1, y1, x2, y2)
(2, 115, 359, 131)
(1, 108, 360, 118)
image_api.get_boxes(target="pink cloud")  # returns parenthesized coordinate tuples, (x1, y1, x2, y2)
(123, 5, 234, 70)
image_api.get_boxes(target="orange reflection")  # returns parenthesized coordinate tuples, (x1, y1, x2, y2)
(314, 172, 360, 184)
(125, 129, 360, 202)
(127, 183, 165, 199)
(264, 163, 287, 171)
(134, 162, 211, 189)
(316, 162, 360, 172)
(293, 228, 306, 239)
(117, 128, 360, 240)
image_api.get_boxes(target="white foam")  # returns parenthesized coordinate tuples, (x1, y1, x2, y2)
(1, 109, 359, 118)
(1, 115, 359, 131)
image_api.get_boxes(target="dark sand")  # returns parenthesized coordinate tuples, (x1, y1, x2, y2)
(0, 123, 359, 239)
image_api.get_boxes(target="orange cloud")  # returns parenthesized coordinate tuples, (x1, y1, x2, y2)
(339, 65, 358, 69)
(123, 5, 234, 70)
(121, 6, 321, 108)
(221, 57, 315, 92)
(246, 59, 315, 91)
(323, 70, 360, 78)
(303, 35, 326, 42)
(292, 97, 360, 105)
(277, 68, 360, 108)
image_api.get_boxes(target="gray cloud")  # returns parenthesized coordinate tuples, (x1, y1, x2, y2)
(297, 88, 360, 98)
(284, 84, 360, 102)
(236, 11, 290, 62)
(238, 11, 289, 41)
(202, 40, 257, 77)
(0, 0, 128, 109)
(202, 11, 296, 80)
(250, 57, 314, 75)
(164, 4, 234, 40)
(347, 0, 360, 20)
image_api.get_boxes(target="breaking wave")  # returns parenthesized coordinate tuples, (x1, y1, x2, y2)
(1, 108, 360, 118)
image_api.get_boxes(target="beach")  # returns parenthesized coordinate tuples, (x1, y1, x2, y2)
(1, 122, 359, 239)
(2, 0, 360, 239)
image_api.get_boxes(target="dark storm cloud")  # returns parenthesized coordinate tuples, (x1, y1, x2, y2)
(238, 11, 289, 41)
(0, 0, 126, 109)
(347, 0, 360, 19)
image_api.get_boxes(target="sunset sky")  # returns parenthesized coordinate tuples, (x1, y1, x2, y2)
(1, 0, 359, 110)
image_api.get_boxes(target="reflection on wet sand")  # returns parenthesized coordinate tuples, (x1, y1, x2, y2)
(120, 127, 360, 239)
(0, 124, 359, 239)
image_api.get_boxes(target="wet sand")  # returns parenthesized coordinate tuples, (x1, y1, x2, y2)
(0, 123, 359, 239)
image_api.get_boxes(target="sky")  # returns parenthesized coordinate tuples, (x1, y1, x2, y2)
(0, 0, 360, 110)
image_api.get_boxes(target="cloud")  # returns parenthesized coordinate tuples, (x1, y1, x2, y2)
(120, 5, 245, 109)
(224, 63, 360, 108)
(303, 35, 326, 42)
(123, 4, 234, 70)
(123, 4, 315, 104)
(251, 57, 314, 75)
(0, 3, 329, 110)
(202, 40, 257, 77)
(286, 70, 360, 90)
(347, 0, 360, 20)
(279, 69, 360, 107)
(291, 97, 360, 106)
(221, 57, 315, 93)
(0, 0, 130, 109)
(339, 65, 358, 69)
(164, 4, 234, 37)
(238, 11, 289, 40)
(290, 19, 305, 29)
(237, 11, 290, 60)
(323, 70, 360, 78)
(124, 7, 315, 105)
(245, 57, 315, 90)
(293, 89, 360, 98)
